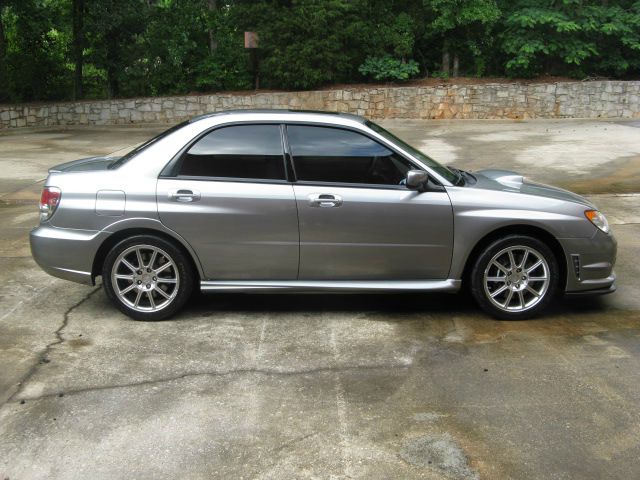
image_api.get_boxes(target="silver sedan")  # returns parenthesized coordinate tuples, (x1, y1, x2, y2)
(30, 110, 616, 320)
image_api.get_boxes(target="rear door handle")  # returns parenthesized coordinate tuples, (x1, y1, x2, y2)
(168, 189, 201, 202)
(308, 193, 342, 208)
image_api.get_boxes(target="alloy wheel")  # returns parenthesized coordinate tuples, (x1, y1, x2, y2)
(482, 245, 550, 313)
(111, 244, 180, 312)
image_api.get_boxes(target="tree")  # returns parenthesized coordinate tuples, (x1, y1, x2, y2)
(0, 0, 638, 103)
(500, 0, 640, 78)
(208, 0, 217, 55)
(2, 0, 70, 101)
(85, 0, 150, 98)
(426, 0, 501, 77)
(72, 0, 84, 99)
(196, 2, 252, 91)
(233, 0, 362, 90)
(0, 1, 8, 102)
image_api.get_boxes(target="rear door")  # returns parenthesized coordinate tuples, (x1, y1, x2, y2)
(286, 124, 453, 280)
(157, 124, 299, 280)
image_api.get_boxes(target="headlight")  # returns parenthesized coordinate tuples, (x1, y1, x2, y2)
(585, 210, 610, 234)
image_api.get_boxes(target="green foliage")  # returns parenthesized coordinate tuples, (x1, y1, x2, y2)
(431, 70, 450, 81)
(430, 0, 501, 32)
(195, 51, 252, 92)
(500, 0, 640, 78)
(84, 0, 150, 97)
(194, 5, 252, 91)
(371, 11, 416, 60)
(234, 0, 360, 90)
(0, 0, 639, 103)
(426, 0, 501, 76)
(358, 55, 420, 81)
(2, 0, 72, 101)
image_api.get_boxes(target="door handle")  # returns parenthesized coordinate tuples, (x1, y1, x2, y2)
(308, 193, 342, 208)
(168, 189, 201, 202)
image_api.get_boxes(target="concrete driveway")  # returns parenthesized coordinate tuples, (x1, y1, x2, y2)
(0, 120, 639, 479)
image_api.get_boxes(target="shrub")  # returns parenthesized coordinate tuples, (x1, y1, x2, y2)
(358, 55, 420, 82)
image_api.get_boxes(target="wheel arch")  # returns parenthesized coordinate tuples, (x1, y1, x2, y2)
(91, 227, 203, 283)
(460, 224, 567, 292)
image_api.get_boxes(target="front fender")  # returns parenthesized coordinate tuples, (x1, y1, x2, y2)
(447, 186, 597, 281)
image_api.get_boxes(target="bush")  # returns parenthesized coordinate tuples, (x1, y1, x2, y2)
(431, 70, 450, 81)
(358, 56, 420, 82)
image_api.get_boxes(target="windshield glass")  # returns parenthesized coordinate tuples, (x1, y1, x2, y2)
(108, 121, 189, 169)
(365, 120, 458, 184)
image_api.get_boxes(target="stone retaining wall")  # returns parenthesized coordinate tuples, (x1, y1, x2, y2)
(1, 81, 639, 128)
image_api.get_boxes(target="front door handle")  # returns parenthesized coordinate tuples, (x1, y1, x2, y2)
(168, 189, 201, 202)
(308, 193, 343, 208)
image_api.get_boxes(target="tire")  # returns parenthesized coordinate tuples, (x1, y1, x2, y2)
(470, 235, 560, 320)
(102, 235, 194, 321)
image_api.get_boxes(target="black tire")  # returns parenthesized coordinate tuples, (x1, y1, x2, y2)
(102, 235, 195, 321)
(470, 235, 560, 320)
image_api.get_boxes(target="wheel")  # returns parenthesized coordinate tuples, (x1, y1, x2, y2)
(470, 235, 559, 320)
(102, 235, 194, 321)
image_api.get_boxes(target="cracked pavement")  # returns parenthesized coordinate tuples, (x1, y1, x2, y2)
(1, 120, 640, 479)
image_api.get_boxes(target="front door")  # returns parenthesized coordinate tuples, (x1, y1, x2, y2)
(157, 124, 299, 280)
(287, 124, 453, 280)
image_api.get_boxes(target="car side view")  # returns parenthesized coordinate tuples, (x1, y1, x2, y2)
(30, 110, 616, 320)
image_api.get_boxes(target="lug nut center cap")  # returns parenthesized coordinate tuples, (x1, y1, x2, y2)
(134, 273, 155, 290)
(507, 272, 528, 290)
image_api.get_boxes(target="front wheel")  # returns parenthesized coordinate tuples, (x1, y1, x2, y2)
(470, 235, 560, 320)
(102, 235, 194, 321)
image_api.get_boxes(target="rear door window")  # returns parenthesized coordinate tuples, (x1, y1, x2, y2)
(178, 124, 285, 180)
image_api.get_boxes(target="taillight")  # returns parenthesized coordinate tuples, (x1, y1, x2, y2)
(39, 186, 61, 221)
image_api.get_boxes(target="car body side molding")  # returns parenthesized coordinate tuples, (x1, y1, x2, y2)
(200, 279, 461, 293)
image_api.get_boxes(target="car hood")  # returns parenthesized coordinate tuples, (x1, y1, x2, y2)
(49, 156, 120, 173)
(471, 169, 596, 208)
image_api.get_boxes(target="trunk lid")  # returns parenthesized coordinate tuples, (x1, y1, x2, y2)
(48, 156, 120, 173)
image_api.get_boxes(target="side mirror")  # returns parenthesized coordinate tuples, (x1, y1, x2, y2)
(406, 170, 429, 191)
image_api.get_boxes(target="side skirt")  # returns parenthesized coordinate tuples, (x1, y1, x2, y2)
(200, 279, 461, 293)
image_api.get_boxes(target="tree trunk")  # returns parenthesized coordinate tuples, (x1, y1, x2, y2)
(208, 0, 217, 55)
(106, 52, 118, 98)
(452, 53, 459, 77)
(105, 30, 119, 99)
(0, 2, 8, 102)
(441, 50, 450, 76)
(72, 0, 84, 100)
(106, 67, 119, 99)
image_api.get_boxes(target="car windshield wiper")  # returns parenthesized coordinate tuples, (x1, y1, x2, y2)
(447, 166, 466, 186)
(459, 168, 477, 185)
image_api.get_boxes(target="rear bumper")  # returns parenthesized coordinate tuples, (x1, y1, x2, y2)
(30, 224, 107, 285)
(559, 230, 617, 294)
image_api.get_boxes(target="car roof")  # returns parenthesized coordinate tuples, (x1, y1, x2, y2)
(189, 109, 367, 125)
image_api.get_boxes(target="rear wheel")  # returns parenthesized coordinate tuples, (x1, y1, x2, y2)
(102, 235, 194, 321)
(470, 235, 559, 320)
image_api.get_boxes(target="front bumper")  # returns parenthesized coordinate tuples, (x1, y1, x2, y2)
(565, 283, 616, 296)
(559, 229, 617, 294)
(30, 224, 108, 285)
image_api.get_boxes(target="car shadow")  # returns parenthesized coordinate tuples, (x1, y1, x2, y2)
(180, 290, 612, 321)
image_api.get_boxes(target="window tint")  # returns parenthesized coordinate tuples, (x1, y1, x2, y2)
(287, 125, 413, 185)
(365, 120, 458, 184)
(178, 125, 285, 180)
(110, 120, 189, 169)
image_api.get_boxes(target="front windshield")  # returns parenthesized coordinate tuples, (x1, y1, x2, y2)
(365, 120, 459, 184)
(108, 121, 189, 169)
